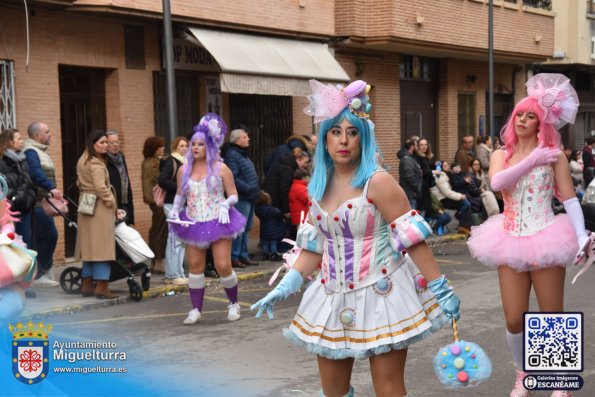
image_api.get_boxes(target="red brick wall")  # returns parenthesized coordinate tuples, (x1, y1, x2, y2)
(73, 0, 335, 37)
(336, 0, 554, 58)
(2, 7, 161, 261)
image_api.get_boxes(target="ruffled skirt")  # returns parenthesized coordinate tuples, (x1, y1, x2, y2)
(169, 208, 246, 249)
(284, 258, 448, 360)
(467, 213, 578, 271)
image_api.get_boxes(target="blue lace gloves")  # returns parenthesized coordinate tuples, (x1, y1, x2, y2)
(428, 276, 461, 322)
(251, 268, 303, 320)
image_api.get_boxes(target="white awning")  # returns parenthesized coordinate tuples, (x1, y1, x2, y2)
(188, 27, 350, 95)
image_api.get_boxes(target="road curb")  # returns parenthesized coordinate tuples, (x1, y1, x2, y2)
(22, 271, 270, 320)
(23, 236, 465, 319)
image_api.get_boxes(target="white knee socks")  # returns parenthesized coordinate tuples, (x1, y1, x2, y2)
(188, 273, 205, 289)
(220, 271, 238, 289)
(506, 330, 524, 369)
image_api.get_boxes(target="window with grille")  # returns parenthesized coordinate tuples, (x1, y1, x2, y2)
(458, 93, 476, 142)
(0, 60, 16, 130)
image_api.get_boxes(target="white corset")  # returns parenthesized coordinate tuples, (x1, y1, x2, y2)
(502, 165, 555, 236)
(186, 177, 224, 222)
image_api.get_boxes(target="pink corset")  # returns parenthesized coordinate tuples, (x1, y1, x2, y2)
(502, 165, 555, 236)
(186, 177, 224, 222)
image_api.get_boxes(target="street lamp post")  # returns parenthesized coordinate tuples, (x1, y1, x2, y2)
(488, 0, 495, 141)
(163, 0, 178, 145)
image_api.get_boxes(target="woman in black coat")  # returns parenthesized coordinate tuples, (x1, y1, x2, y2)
(0, 129, 37, 247)
(414, 138, 436, 216)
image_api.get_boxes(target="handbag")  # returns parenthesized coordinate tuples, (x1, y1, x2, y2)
(152, 185, 166, 207)
(41, 197, 69, 217)
(78, 192, 98, 215)
(153, 157, 178, 208)
(0, 234, 37, 288)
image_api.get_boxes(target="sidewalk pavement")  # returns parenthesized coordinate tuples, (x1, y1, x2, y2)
(20, 233, 467, 319)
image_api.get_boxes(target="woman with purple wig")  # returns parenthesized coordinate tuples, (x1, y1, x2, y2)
(168, 113, 246, 325)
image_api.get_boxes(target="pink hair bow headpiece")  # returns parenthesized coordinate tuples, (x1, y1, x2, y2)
(303, 79, 373, 123)
(526, 73, 579, 130)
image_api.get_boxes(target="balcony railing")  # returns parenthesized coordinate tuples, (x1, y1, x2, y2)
(504, 0, 552, 11)
(589, 0, 595, 15)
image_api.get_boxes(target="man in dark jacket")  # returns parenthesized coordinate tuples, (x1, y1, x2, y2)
(398, 139, 422, 209)
(105, 130, 134, 225)
(224, 126, 260, 268)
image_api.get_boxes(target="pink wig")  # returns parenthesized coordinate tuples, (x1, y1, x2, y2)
(500, 96, 561, 162)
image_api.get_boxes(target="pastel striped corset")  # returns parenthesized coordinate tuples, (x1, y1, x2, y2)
(185, 176, 225, 222)
(308, 197, 405, 293)
(501, 165, 556, 237)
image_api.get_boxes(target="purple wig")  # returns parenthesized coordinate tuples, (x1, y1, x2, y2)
(180, 113, 228, 193)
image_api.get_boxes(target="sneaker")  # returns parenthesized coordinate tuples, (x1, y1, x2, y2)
(227, 303, 240, 321)
(171, 277, 188, 286)
(183, 308, 201, 325)
(551, 391, 573, 397)
(510, 369, 531, 397)
(34, 274, 59, 287)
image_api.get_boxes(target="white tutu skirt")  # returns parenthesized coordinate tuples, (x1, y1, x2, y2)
(467, 213, 578, 271)
(284, 258, 448, 360)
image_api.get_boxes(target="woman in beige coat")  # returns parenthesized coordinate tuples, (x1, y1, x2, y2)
(76, 130, 119, 299)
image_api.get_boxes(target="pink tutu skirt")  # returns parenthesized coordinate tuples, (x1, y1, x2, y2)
(467, 214, 578, 272)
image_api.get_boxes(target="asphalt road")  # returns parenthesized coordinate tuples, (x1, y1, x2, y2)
(45, 242, 595, 397)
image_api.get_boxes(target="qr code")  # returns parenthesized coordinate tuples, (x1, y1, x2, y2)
(524, 312, 583, 372)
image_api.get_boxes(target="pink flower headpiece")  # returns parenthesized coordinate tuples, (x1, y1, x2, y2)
(303, 79, 372, 124)
(526, 73, 579, 130)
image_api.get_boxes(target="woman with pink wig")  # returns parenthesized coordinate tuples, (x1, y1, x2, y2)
(467, 74, 585, 397)
(168, 113, 246, 325)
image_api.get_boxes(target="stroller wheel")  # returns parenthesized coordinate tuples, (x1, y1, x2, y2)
(127, 279, 143, 302)
(60, 267, 82, 294)
(141, 271, 151, 291)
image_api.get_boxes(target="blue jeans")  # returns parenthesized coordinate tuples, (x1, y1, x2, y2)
(15, 212, 32, 249)
(408, 197, 418, 210)
(163, 204, 186, 279)
(261, 239, 277, 254)
(81, 261, 111, 280)
(32, 207, 58, 273)
(231, 200, 254, 260)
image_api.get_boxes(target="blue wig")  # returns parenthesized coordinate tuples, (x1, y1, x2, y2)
(308, 108, 378, 200)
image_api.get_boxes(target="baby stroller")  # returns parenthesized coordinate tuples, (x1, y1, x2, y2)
(45, 195, 153, 301)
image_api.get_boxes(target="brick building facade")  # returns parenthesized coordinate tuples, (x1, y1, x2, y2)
(0, 0, 554, 262)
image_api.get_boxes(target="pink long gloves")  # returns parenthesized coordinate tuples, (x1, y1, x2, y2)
(490, 144, 560, 192)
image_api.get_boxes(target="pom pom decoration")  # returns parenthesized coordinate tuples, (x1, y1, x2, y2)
(303, 79, 373, 123)
(433, 319, 492, 388)
(525, 73, 579, 130)
(193, 113, 227, 148)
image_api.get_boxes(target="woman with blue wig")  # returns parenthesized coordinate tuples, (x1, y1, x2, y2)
(252, 80, 461, 397)
(168, 114, 246, 325)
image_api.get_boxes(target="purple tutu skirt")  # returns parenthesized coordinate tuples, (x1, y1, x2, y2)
(467, 213, 578, 272)
(169, 208, 246, 248)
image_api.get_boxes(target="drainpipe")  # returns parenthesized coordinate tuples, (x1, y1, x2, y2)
(163, 0, 178, 144)
(488, 0, 495, 142)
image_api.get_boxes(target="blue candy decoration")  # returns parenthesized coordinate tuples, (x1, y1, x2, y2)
(433, 320, 492, 388)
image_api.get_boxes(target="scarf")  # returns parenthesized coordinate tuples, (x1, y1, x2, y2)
(171, 151, 187, 165)
(3, 148, 26, 163)
(107, 151, 129, 204)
